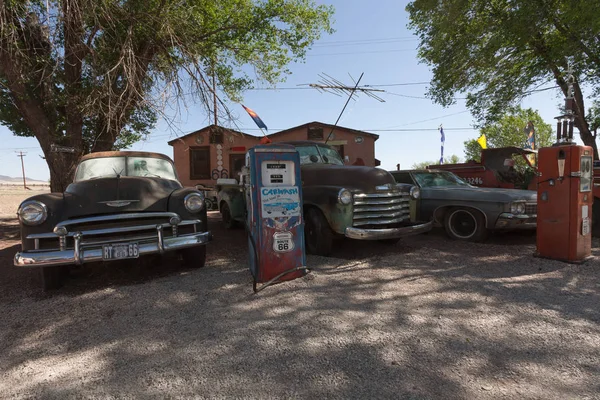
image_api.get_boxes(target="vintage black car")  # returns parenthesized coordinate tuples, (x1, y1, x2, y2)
(14, 151, 212, 290)
(389, 169, 537, 242)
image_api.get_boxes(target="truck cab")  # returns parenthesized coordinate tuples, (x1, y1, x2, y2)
(218, 141, 432, 256)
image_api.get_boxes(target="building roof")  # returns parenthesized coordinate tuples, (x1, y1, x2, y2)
(266, 121, 380, 141)
(167, 124, 261, 145)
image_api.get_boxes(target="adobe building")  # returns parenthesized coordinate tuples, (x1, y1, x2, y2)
(169, 121, 380, 187)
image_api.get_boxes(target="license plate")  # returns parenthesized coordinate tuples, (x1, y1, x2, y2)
(102, 243, 139, 260)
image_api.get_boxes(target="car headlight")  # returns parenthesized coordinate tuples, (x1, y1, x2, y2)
(18, 201, 48, 225)
(410, 186, 420, 200)
(184, 192, 205, 212)
(510, 202, 525, 215)
(338, 188, 352, 205)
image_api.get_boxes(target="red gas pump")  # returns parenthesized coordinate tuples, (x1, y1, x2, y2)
(535, 70, 594, 263)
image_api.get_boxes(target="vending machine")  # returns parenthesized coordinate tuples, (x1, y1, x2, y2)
(243, 144, 308, 292)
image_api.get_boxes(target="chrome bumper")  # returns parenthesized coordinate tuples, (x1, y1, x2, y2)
(494, 213, 537, 230)
(345, 220, 433, 240)
(14, 232, 212, 268)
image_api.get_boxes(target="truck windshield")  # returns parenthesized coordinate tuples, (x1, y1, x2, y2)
(413, 171, 471, 188)
(74, 156, 178, 181)
(296, 145, 344, 165)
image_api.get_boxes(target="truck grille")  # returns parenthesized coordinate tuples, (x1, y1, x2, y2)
(525, 203, 537, 215)
(352, 190, 411, 227)
(28, 212, 199, 251)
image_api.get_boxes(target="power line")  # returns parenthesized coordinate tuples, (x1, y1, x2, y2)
(313, 36, 417, 45)
(308, 48, 417, 57)
(311, 38, 418, 48)
(247, 81, 430, 91)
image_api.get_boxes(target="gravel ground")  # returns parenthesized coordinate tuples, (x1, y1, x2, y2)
(1, 212, 599, 399)
(0, 186, 49, 218)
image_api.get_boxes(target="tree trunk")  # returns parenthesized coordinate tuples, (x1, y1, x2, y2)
(47, 152, 80, 193)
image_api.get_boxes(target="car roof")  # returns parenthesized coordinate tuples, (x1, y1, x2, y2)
(389, 169, 444, 173)
(80, 151, 174, 162)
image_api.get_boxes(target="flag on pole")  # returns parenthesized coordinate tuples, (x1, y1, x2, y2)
(477, 134, 487, 149)
(439, 126, 445, 164)
(524, 121, 536, 165)
(241, 105, 268, 131)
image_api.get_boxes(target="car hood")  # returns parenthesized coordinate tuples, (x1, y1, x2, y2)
(300, 164, 396, 192)
(421, 185, 537, 202)
(63, 176, 182, 218)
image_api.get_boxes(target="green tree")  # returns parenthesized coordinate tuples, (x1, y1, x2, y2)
(412, 154, 461, 169)
(0, 0, 333, 191)
(406, 0, 600, 159)
(463, 107, 554, 162)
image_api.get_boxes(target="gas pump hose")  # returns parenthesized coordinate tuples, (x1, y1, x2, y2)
(244, 211, 310, 294)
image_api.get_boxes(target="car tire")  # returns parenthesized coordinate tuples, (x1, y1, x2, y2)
(40, 266, 68, 291)
(220, 202, 237, 229)
(305, 207, 334, 256)
(444, 207, 488, 242)
(181, 246, 207, 268)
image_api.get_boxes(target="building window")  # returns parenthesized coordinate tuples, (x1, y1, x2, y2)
(209, 129, 223, 144)
(307, 127, 324, 140)
(230, 153, 246, 181)
(190, 147, 211, 179)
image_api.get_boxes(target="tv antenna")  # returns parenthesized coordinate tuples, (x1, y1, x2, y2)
(302, 73, 386, 103)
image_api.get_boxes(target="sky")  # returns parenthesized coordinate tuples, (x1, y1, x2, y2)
(0, 0, 583, 181)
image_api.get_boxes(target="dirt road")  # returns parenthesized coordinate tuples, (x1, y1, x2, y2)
(1, 212, 599, 399)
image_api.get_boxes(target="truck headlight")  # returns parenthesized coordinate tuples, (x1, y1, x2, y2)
(510, 202, 525, 215)
(410, 186, 420, 200)
(338, 188, 352, 205)
(184, 193, 205, 212)
(18, 201, 48, 225)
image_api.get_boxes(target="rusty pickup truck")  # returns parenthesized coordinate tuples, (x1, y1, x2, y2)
(217, 141, 432, 256)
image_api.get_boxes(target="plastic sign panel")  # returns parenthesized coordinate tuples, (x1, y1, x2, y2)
(260, 186, 301, 218)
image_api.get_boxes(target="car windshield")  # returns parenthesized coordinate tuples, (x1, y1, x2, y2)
(74, 156, 178, 182)
(413, 171, 471, 188)
(296, 145, 344, 165)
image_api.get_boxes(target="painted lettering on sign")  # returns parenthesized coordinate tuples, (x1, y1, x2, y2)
(261, 187, 299, 196)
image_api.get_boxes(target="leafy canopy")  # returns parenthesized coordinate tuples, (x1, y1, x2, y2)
(463, 107, 554, 162)
(406, 0, 600, 155)
(0, 0, 334, 151)
(412, 155, 462, 169)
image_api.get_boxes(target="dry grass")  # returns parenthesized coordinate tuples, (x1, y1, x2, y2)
(0, 186, 50, 219)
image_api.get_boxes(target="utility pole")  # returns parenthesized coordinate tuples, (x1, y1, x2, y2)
(212, 59, 218, 126)
(16, 151, 27, 189)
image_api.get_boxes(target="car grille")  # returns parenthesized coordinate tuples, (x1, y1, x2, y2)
(525, 203, 537, 215)
(28, 212, 199, 251)
(352, 190, 411, 227)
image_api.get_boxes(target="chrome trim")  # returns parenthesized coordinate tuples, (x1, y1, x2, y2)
(354, 192, 407, 199)
(352, 215, 410, 226)
(59, 235, 66, 251)
(353, 197, 408, 205)
(98, 200, 140, 207)
(74, 232, 82, 265)
(352, 204, 407, 213)
(157, 225, 165, 254)
(184, 192, 205, 212)
(26, 220, 200, 240)
(353, 210, 407, 220)
(17, 200, 48, 226)
(345, 220, 433, 240)
(14, 232, 213, 267)
(55, 212, 180, 229)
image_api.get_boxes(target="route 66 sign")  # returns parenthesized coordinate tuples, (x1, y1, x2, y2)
(273, 231, 295, 253)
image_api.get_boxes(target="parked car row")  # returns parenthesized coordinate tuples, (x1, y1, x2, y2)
(13, 143, 537, 291)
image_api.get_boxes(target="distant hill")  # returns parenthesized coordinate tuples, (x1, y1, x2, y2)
(0, 175, 47, 184)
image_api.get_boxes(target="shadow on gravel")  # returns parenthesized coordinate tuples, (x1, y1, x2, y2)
(0, 214, 599, 398)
